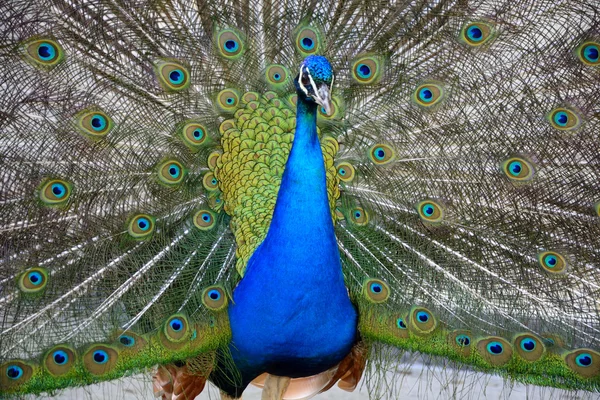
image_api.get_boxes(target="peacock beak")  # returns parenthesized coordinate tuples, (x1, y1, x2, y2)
(314, 83, 332, 116)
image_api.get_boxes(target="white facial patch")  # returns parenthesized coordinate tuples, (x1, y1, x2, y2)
(298, 65, 333, 110)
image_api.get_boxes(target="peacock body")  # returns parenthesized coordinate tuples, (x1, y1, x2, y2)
(1, 0, 600, 398)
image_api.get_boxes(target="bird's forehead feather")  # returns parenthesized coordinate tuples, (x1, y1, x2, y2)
(302, 55, 333, 83)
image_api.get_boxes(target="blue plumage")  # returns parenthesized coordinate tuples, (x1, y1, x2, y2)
(222, 57, 357, 396)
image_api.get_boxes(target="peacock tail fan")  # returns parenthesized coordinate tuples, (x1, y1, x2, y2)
(1, 0, 599, 398)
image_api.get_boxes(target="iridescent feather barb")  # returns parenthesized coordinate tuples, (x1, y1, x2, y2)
(1, 0, 600, 399)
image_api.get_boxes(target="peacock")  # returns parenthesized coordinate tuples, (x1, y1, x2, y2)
(1, 0, 600, 399)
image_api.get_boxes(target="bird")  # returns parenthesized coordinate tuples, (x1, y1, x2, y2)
(1, 0, 600, 399)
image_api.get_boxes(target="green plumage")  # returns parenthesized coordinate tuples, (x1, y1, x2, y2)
(1, 0, 599, 398)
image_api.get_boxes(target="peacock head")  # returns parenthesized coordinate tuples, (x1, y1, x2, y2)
(295, 55, 334, 115)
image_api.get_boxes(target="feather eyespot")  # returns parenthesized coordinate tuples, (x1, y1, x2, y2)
(179, 121, 208, 151)
(487, 342, 503, 354)
(363, 278, 390, 303)
(513, 333, 546, 362)
(502, 157, 534, 181)
(576, 353, 593, 367)
(368, 144, 396, 165)
(416, 200, 444, 223)
(449, 330, 472, 357)
(217, 89, 241, 113)
(1, 360, 34, 388)
(202, 286, 228, 310)
(83, 345, 118, 375)
(265, 64, 290, 90)
(118, 335, 135, 347)
(44, 346, 76, 376)
(476, 337, 513, 366)
(154, 60, 190, 91)
(18, 267, 48, 293)
(538, 251, 567, 275)
(350, 207, 369, 226)
(163, 315, 190, 342)
(194, 210, 216, 231)
(294, 26, 322, 55)
(22, 38, 64, 68)
(396, 318, 407, 329)
(565, 349, 599, 377)
(413, 83, 444, 107)
(549, 107, 581, 131)
(39, 179, 72, 207)
(158, 160, 186, 186)
(409, 307, 437, 335)
(6, 365, 22, 380)
(75, 110, 113, 138)
(577, 42, 599, 66)
(336, 162, 356, 182)
(456, 334, 471, 347)
(128, 214, 155, 239)
(203, 172, 219, 191)
(460, 22, 496, 46)
(351, 55, 384, 85)
(217, 29, 245, 59)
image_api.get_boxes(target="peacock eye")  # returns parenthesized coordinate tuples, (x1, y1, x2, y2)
(396, 318, 407, 329)
(39, 179, 72, 206)
(456, 334, 471, 347)
(351, 55, 383, 84)
(203, 172, 219, 191)
(168, 69, 185, 85)
(181, 122, 208, 150)
(413, 83, 444, 107)
(363, 278, 390, 303)
(502, 157, 534, 181)
(266, 64, 290, 90)
(194, 209, 216, 230)
(577, 41, 599, 66)
(202, 286, 227, 310)
(301, 37, 314, 50)
(520, 338, 536, 352)
(416, 200, 444, 223)
(217, 29, 245, 59)
(294, 26, 321, 55)
(118, 335, 135, 347)
(6, 365, 23, 380)
(128, 214, 155, 239)
(576, 353, 593, 367)
(22, 38, 64, 68)
(336, 162, 356, 182)
(92, 350, 109, 364)
(350, 207, 369, 226)
(538, 251, 567, 275)
(549, 107, 581, 131)
(217, 89, 240, 112)
(76, 109, 113, 138)
(18, 267, 48, 293)
(169, 318, 183, 331)
(416, 311, 430, 323)
(368, 144, 396, 165)
(52, 350, 69, 365)
(460, 21, 496, 46)
(155, 60, 190, 91)
(487, 341, 504, 355)
(158, 160, 185, 186)
(357, 64, 371, 78)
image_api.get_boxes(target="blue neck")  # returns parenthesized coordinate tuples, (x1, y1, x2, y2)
(225, 94, 357, 384)
(265, 97, 332, 245)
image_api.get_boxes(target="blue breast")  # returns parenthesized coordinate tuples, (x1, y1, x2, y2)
(227, 97, 357, 381)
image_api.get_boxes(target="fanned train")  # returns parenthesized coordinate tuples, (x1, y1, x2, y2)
(1, 0, 600, 399)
